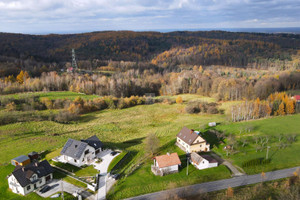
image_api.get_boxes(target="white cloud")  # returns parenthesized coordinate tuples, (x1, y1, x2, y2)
(0, 0, 299, 33)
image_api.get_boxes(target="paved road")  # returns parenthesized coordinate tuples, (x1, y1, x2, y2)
(126, 166, 300, 200)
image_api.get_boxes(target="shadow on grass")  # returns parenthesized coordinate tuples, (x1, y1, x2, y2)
(104, 137, 145, 150)
(79, 114, 97, 123)
(200, 129, 224, 149)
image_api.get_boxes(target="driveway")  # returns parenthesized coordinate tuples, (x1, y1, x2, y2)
(126, 166, 300, 200)
(210, 152, 245, 176)
(94, 149, 120, 200)
(36, 179, 95, 200)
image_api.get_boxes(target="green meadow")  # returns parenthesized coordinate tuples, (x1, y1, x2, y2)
(0, 92, 299, 199)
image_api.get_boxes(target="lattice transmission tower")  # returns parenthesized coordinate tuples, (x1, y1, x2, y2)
(71, 49, 78, 70)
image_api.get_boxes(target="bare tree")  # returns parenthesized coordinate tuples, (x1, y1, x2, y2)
(145, 133, 160, 156)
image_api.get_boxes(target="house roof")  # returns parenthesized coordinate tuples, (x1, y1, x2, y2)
(28, 151, 38, 156)
(190, 152, 217, 165)
(12, 155, 30, 163)
(177, 127, 202, 145)
(201, 155, 217, 163)
(295, 95, 300, 101)
(60, 139, 88, 160)
(155, 153, 181, 168)
(82, 135, 103, 150)
(12, 160, 53, 187)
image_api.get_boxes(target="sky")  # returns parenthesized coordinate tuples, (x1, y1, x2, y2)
(0, 0, 300, 34)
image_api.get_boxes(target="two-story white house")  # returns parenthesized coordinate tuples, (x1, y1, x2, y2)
(7, 160, 53, 195)
(60, 135, 103, 167)
(176, 127, 210, 153)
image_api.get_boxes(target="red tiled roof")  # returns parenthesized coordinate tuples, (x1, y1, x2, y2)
(295, 95, 300, 101)
(155, 153, 181, 168)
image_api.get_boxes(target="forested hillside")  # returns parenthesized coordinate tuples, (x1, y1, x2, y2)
(0, 31, 300, 77)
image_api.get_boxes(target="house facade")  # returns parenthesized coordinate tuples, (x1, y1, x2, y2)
(8, 160, 53, 196)
(176, 127, 210, 153)
(190, 152, 218, 170)
(60, 135, 103, 167)
(151, 153, 181, 176)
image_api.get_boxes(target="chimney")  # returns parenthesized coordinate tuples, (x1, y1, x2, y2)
(190, 129, 194, 134)
(167, 152, 170, 156)
(35, 162, 38, 167)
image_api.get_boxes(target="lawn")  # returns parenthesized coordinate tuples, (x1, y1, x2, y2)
(1, 91, 99, 100)
(107, 146, 231, 200)
(1, 92, 300, 199)
(108, 151, 128, 172)
(214, 114, 300, 174)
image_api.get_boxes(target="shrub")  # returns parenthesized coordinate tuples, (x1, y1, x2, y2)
(55, 110, 79, 123)
(207, 106, 219, 114)
(5, 102, 17, 111)
(185, 103, 200, 113)
(176, 96, 183, 104)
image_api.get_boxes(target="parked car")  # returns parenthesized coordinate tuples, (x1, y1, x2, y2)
(110, 151, 117, 156)
(40, 185, 51, 193)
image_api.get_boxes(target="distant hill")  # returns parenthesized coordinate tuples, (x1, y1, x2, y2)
(0, 30, 299, 63)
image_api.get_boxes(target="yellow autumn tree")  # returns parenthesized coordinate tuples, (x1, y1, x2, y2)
(286, 100, 295, 114)
(16, 70, 29, 84)
(277, 102, 285, 115)
(226, 187, 234, 197)
(176, 96, 183, 104)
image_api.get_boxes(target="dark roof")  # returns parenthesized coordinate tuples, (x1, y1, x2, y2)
(190, 153, 218, 165)
(28, 151, 38, 156)
(201, 155, 218, 163)
(12, 155, 30, 163)
(12, 160, 53, 187)
(60, 139, 88, 160)
(82, 135, 103, 150)
(177, 127, 200, 145)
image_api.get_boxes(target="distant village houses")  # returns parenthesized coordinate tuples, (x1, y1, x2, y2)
(176, 127, 210, 153)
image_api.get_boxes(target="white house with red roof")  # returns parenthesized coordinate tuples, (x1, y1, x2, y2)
(151, 153, 181, 176)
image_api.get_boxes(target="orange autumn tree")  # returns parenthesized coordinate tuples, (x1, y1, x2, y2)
(277, 102, 285, 115)
(286, 99, 295, 114)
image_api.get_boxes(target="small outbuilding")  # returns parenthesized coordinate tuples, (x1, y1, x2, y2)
(28, 152, 39, 161)
(189, 152, 218, 170)
(151, 153, 181, 176)
(11, 155, 31, 166)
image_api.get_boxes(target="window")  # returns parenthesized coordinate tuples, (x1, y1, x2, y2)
(200, 144, 202, 147)
(82, 158, 84, 161)
(84, 149, 89, 155)
(74, 159, 77, 163)
(27, 185, 31, 190)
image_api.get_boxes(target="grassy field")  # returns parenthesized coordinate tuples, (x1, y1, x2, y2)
(107, 146, 231, 200)
(1, 92, 300, 199)
(213, 114, 300, 174)
(108, 151, 128, 172)
(1, 91, 99, 100)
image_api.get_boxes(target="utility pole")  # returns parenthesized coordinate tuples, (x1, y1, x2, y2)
(72, 49, 78, 70)
(186, 152, 189, 176)
(266, 146, 270, 160)
(61, 179, 64, 200)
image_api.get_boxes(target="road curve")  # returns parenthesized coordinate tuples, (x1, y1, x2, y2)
(125, 166, 300, 200)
